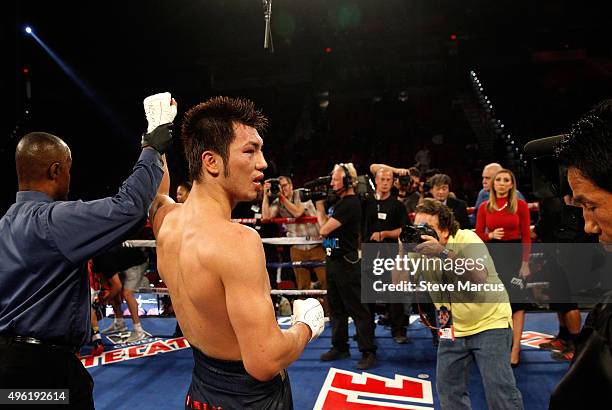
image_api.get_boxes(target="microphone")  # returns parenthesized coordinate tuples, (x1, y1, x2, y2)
(262, 0, 274, 52)
(523, 134, 566, 157)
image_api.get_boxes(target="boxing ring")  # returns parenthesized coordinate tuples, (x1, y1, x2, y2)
(85, 206, 569, 409)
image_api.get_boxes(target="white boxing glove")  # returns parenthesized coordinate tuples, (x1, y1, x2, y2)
(291, 298, 325, 342)
(143, 92, 177, 133)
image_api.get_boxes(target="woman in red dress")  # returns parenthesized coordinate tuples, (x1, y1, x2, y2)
(476, 169, 531, 366)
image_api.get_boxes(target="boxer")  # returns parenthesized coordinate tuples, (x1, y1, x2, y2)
(149, 96, 324, 409)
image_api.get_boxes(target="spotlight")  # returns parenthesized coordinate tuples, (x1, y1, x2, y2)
(25, 26, 32, 34)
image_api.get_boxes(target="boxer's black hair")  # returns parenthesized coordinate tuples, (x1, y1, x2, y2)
(181, 96, 268, 181)
(556, 100, 612, 192)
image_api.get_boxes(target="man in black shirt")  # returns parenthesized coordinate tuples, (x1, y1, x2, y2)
(365, 167, 410, 343)
(525, 100, 612, 408)
(316, 163, 377, 370)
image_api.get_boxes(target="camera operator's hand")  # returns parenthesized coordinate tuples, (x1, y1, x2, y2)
(414, 235, 445, 256)
(263, 181, 272, 197)
(396, 168, 409, 176)
(370, 232, 384, 242)
(488, 228, 505, 240)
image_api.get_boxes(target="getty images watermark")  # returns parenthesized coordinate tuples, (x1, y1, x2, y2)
(360, 242, 612, 304)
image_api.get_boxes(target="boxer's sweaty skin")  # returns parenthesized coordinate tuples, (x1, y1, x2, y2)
(150, 123, 311, 382)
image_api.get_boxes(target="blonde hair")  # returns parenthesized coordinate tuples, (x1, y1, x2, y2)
(487, 168, 518, 214)
(333, 162, 359, 188)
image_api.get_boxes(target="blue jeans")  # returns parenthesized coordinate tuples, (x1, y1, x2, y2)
(436, 327, 523, 410)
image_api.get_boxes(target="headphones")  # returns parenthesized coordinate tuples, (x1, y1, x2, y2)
(338, 163, 353, 189)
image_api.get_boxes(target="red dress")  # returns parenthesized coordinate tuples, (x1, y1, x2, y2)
(475, 196, 531, 262)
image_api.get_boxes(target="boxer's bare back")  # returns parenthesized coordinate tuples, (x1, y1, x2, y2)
(150, 123, 313, 381)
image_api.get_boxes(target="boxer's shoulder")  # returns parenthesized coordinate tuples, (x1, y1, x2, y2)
(217, 220, 262, 244)
(153, 202, 181, 236)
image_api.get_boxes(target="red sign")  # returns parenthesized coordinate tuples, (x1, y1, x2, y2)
(80, 337, 190, 368)
(314, 368, 434, 410)
(520, 331, 555, 349)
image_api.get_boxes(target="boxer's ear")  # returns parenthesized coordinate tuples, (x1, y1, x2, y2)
(202, 151, 221, 177)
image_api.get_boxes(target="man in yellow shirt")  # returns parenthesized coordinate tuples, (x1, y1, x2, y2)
(405, 199, 523, 410)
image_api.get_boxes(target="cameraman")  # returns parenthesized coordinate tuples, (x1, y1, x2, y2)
(262, 176, 326, 290)
(370, 164, 421, 213)
(531, 100, 612, 408)
(315, 163, 377, 370)
(401, 199, 523, 409)
(365, 167, 410, 343)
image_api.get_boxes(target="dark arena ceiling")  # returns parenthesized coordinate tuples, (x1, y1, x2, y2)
(2, 0, 611, 211)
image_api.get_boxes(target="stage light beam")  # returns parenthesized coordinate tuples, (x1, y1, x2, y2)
(24, 27, 129, 137)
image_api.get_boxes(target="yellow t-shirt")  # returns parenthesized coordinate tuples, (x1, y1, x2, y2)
(418, 229, 512, 337)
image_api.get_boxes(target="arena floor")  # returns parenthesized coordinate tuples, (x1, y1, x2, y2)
(83, 311, 573, 409)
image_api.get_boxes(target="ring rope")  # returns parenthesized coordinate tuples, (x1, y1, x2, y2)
(266, 260, 325, 269)
(231, 216, 318, 225)
(123, 237, 322, 248)
(138, 286, 327, 296)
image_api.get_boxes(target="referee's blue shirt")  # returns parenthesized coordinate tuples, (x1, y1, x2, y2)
(0, 148, 163, 347)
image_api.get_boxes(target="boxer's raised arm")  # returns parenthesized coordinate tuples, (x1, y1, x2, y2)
(222, 227, 312, 382)
(150, 155, 177, 237)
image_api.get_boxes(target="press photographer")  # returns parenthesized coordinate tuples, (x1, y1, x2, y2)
(365, 166, 410, 343)
(370, 163, 421, 213)
(397, 198, 522, 409)
(262, 176, 326, 290)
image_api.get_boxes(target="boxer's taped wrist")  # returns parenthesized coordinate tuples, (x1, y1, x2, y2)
(294, 321, 313, 341)
(142, 123, 173, 154)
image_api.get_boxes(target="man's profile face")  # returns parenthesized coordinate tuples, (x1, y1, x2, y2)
(330, 168, 345, 192)
(413, 212, 450, 245)
(375, 170, 393, 195)
(279, 177, 292, 198)
(568, 167, 612, 251)
(482, 166, 501, 191)
(431, 184, 450, 202)
(224, 123, 267, 203)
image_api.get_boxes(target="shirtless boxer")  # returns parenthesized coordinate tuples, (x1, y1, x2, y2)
(148, 96, 325, 409)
